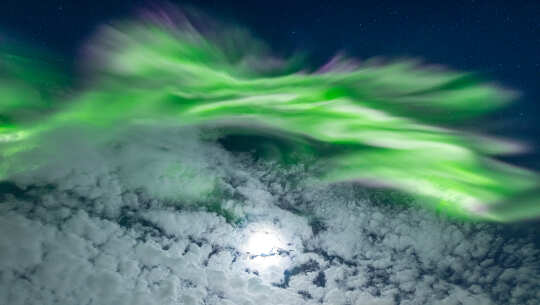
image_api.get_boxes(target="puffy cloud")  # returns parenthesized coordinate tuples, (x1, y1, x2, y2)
(0, 127, 539, 305)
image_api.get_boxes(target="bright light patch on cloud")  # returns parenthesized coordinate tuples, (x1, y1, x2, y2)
(245, 227, 285, 255)
(242, 225, 292, 277)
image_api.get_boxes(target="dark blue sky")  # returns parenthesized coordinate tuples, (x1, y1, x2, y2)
(1, 0, 539, 167)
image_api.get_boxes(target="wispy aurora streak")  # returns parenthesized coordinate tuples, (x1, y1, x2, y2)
(0, 9, 538, 222)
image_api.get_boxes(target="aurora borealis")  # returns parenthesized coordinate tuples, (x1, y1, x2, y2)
(1, 8, 538, 222)
(0, 3, 539, 305)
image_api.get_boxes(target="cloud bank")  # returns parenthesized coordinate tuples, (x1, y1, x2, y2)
(0, 126, 538, 305)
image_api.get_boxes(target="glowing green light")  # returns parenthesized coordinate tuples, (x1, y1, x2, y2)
(0, 15, 537, 222)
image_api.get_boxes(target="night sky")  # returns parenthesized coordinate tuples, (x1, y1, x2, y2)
(1, 2, 540, 305)
(0, 1, 538, 164)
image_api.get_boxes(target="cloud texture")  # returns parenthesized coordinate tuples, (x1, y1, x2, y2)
(0, 127, 539, 305)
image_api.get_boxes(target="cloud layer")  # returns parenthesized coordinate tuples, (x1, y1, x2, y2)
(1, 126, 538, 305)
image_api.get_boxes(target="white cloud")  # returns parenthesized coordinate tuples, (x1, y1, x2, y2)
(0, 126, 539, 305)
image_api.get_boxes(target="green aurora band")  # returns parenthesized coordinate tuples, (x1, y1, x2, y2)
(0, 11, 538, 222)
